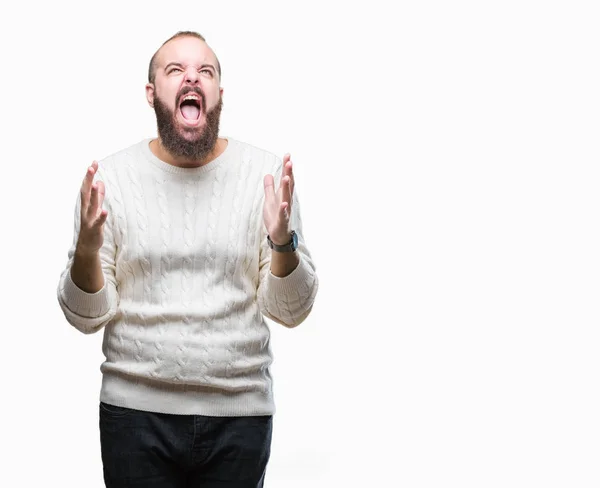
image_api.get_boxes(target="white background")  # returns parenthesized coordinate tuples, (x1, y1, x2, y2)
(1, 0, 599, 486)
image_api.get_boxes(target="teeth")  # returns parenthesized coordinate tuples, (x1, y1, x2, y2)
(183, 95, 199, 101)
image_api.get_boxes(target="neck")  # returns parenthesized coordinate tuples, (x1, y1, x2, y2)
(150, 137, 227, 168)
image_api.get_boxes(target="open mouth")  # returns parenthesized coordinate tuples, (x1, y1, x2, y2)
(179, 94, 202, 122)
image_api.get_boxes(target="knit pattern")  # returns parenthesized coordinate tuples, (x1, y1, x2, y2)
(98, 162, 126, 363)
(56, 137, 319, 416)
(175, 176, 197, 382)
(152, 171, 171, 377)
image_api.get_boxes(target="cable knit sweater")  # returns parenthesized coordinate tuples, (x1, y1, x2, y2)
(56, 138, 318, 416)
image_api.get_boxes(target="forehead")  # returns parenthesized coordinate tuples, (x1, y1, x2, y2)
(157, 36, 217, 68)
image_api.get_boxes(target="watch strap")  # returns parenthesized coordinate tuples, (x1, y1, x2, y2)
(267, 230, 298, 252)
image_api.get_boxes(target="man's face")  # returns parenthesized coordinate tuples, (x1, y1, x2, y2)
(146, 36, 223, 160)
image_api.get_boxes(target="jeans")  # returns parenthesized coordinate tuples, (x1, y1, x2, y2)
(99, 402, 273, 487)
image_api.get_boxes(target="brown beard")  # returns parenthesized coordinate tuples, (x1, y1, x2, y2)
(153, 88, 223, 161)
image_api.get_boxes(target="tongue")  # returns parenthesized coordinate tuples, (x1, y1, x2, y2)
(181, 105, 200, 120)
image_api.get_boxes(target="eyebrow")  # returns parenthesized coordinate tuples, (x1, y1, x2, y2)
(164, 62, 216, 72)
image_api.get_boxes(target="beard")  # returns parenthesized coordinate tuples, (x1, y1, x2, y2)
(153, 88, 223, 161)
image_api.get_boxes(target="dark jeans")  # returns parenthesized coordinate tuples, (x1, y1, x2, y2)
(99, 402, 273, 488)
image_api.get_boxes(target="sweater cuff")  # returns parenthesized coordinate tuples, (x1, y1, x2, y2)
(61, 268, 111, 318)
(266, 254, 316, 296)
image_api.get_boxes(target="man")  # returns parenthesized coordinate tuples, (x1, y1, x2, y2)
(56, 31, 319, 488)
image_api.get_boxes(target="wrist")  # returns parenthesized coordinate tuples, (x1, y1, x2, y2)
(269, 235, 290, 246)
(75, 242, 100, 260)
(267, 230, 298, 252)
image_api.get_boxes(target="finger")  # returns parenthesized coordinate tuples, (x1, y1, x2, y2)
(80, 161, 98, 209)
(95, 209, 109, 228)
(280, 153, 294, 198)
(287, 159, 294, 197)
(283, 153, 291, 167)
(96, 181, 106, 216)
(282, 175, 292, 207)
(89, 182, 99, 218)
(281, 153, 292, 183)
(80, 167, 93, 209)
(280, 201, 290, 222)
(264, 174, 276, 201)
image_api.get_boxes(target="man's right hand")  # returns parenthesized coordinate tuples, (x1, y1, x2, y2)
(77, 161, 108, 255)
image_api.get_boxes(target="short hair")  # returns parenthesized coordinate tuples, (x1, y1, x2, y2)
(148, 31, 222, 83)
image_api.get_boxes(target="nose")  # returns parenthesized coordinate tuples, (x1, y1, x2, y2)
(184, 66, 200, 84)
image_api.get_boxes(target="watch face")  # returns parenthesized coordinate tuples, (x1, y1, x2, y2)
(291, 231, 298, 250)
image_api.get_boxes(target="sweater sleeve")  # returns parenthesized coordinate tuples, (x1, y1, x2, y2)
(56, 166, 119, 334)
(257, 167, 319, 328)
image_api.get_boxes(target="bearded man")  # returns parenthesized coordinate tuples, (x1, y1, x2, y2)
(56, 31, 319, 488)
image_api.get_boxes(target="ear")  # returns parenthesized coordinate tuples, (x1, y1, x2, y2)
(145, 83, 155, 108)
(219, 86, 224, 98)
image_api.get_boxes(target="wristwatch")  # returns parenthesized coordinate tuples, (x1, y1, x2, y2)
(267, 230, 298, 252)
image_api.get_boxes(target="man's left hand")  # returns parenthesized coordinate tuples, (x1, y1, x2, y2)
(263, 153, 294, 245)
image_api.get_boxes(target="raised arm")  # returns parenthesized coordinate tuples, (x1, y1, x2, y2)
(57, 161, 119, 334)
(257, 154, 319, 327)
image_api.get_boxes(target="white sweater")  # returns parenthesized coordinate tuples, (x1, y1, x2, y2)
(56, 138, 318, 416)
